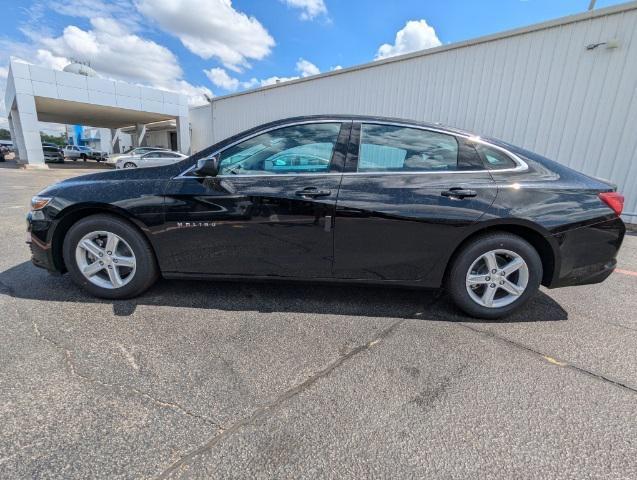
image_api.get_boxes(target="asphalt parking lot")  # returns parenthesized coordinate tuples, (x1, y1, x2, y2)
(1, 166, 636, 479)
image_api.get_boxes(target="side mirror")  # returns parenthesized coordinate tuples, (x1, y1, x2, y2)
(193, 155, 220, 177)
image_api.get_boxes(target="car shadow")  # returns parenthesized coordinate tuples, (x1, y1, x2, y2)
(0, 261, 568, 323)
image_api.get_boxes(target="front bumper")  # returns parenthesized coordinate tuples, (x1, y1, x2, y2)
(548, 217, 625, 288)
(26, 210, 58, 272)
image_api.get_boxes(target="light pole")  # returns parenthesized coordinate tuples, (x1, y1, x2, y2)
(588, 0, 596, 10)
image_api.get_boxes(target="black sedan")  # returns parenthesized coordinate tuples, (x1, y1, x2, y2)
(26, 116, 625, 319)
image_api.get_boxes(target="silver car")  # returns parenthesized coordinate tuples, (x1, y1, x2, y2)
(115, 150, 187, 169)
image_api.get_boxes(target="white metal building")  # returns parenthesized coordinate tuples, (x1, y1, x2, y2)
(4, 60, 190, 166)
(192, 2, 637, 223)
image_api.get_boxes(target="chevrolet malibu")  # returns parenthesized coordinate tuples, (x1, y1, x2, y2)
(27, 116, 625, 319)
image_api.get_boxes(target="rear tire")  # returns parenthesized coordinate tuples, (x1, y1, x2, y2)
(446, 232, 542, 319)
(63, 214, 158, 299)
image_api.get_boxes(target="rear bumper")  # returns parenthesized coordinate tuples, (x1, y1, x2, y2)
(548, 217, 625, 288)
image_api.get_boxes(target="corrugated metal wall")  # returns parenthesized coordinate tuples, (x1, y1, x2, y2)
(189, 104, 214, 153)
(208, 3, 637, 222)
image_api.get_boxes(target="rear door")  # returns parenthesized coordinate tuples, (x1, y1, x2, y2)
(333, 122, 497, 283)
(160, 121, 350, 278)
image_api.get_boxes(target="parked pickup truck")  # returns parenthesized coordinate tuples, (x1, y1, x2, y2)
(63, 145, 107, 162)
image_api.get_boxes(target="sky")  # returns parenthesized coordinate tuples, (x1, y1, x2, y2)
(0, 0, 628, 131)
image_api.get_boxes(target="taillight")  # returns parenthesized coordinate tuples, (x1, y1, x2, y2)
(598, 192, 624, 216)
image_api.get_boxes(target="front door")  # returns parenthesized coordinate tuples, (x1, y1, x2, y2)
(333, 122, 497, 283)
(160, 121, 350, 278)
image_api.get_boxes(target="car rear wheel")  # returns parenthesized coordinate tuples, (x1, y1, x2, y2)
(80, 154, 87, 161)
(63, 215, 158, 299)
(446, 232, 542, 319)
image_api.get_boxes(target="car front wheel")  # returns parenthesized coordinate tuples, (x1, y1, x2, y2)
(123, 162, 137, 168)
(446, 232, 542, 319)
(63, 214, 158, 299)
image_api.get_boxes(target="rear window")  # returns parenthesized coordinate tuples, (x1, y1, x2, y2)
(358, 124, 459, 172)
(43, 146, 59, 153)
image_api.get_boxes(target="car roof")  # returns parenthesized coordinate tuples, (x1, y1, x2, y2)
(251, 114, 476, 137)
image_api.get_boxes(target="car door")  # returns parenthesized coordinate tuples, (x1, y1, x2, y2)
(139, 152, 161, 167)
(160, 121, 351, 278)
(156, 152, 184, 167)
(333, 122, 497, 284)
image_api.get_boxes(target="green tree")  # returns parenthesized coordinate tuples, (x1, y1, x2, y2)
(40, 132, 66, 146)
(0, 128, 11, 140)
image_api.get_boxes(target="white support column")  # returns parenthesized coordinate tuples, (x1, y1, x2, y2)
(134, 123, 147, 147)
(98, 128, 112, 154)
(176, 115, 191, 155)
(110, 128, 121, 153)
(10, 94, 45, 166)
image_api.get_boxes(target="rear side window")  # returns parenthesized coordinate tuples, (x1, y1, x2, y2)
(477, 144, 517, 170)
(358, 124, 459, 172)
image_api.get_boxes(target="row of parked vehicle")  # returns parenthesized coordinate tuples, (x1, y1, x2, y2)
(41, 144, 187, 168)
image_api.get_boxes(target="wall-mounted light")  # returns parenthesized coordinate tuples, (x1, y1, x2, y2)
(586, 39, 620, 50)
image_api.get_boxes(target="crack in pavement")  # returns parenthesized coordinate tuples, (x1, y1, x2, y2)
(31, 317, 224, 430)
(456, 322, 637, 394)
(1, 279, 223, 431)
(155, 318, 406, 479)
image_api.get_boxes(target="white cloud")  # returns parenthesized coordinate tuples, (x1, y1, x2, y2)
(280, 0, 327, 20)
(207, 59, 321, 93)
(45, 0, 141, 30)
(205, 67, 240, 91)
(375, 19, 441, 60)
(35, 49, 70, 70)
(41, 17, 183, 86)
(135, 0, 275, 72)
(330, 65, 342, 71)
(0, 66, 8, 79)
(7, 17, 211, 106)
(296, 58, 320, 77)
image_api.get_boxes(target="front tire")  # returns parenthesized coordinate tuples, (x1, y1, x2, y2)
(63, 215, 158, 299)
(123, 162, 137, 169)
(446, 232, 542, 319)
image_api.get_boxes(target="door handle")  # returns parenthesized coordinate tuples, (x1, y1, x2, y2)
(295, 187, 332, 198)
(441, 187, 477, 199)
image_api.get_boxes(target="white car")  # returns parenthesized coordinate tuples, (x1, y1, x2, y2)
(63, 145, 107, 162)
(115, 150, 187, 169)
(107, 147, 169, 165)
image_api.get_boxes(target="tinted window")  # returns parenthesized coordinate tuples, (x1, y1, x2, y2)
(358, 124, 459, 172)
(218, 123, 341, 175)
(477, 144, 517, 170)
(43, 146, 59, 153)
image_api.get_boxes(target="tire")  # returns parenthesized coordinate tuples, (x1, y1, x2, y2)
(81, 154, 87, 161)
(63, 214, 158, 299)
(123, 162, 137, 169)
(446, 232, 542, 319)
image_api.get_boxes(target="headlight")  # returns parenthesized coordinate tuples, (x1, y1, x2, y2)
(31, 196, 52, 210)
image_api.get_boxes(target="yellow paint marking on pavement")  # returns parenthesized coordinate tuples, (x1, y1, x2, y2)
(543, 355, 567, 366)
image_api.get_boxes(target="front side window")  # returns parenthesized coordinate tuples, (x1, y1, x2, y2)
(358, 124, 459, 173)
(217, 123, 342, 175)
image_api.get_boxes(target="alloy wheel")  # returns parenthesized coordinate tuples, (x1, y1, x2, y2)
(465, 249, 529, 308)
(75, 231, 136, 289)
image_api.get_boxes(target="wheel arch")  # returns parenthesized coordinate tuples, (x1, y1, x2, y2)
(443, 220, 559, 287)
(50, 204, 157, 273)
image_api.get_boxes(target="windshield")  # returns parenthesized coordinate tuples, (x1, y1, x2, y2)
(78, 146, 91, 152)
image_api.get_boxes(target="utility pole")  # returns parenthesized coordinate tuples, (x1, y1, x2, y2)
(588, 0, 596, 10)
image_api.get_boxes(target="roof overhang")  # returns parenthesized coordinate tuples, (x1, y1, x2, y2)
(34, 97, 174, 129)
